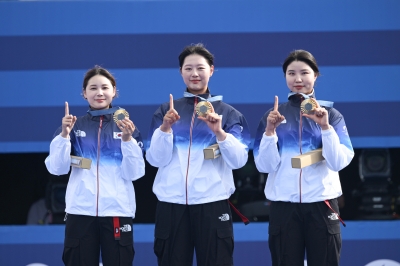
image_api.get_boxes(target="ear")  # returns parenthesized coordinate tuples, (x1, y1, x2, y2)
(83, 89, 87, 99)
(210, 65, 214, 77)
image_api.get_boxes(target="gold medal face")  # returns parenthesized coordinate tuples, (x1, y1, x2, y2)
(300, 98, 317, 114)
(195, 101, 212, 117)
(113, 109, 129, 123)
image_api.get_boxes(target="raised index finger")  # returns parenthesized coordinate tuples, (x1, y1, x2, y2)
(273, 96, 279, 111)
(169, 94, 174, 110)
(65, 101, 69, 116)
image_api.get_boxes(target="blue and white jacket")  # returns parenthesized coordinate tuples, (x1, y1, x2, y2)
(45, 108, 145, 218)
(253, 92, 354, 203)
(146, 92, 251, 205)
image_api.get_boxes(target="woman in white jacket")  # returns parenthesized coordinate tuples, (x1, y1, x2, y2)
(45, 65, 145, 266)
(146, 43, 250, 266)
(253, 50, 354, 266)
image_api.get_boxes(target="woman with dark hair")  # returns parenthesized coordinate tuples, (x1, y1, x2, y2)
(45, 65, 145, 266)
(253, 50, 354, 266)
(146, 43, 251, 266)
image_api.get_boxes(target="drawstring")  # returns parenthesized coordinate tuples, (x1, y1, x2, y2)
(228, 200, 250, 225)
(324, 200, 346, 227)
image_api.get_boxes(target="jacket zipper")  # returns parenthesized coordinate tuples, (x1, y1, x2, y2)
(185, 97, 197, 205)
(96, 115, 103, 216)
(299, 110, 303, 203)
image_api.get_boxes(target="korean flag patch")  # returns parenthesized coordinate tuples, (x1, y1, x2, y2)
(113, 132, 123, 139)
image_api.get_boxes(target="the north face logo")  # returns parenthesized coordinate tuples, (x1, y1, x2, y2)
(120, 224, 132, 232)
(75, 130, 86, 137)
(328, 213, 339, 221)
(218, 213, 230, 222)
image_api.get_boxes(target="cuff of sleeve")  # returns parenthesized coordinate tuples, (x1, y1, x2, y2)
(56, 134, 70, 141)
(156, 127, 173, 136)
(216, 133, 230, 144)
(122, 137, 138, 145)
(321, 126, 334, 135)
(262, 133, 278, 143)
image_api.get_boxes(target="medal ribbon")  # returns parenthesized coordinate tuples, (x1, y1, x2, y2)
(287, 92, 334, 108)
(183, 92, 223, 102)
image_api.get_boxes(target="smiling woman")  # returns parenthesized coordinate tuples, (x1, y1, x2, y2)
(146, 43, 251, 266)
(44, 65, 146, 266)
(253, 50, 355, 266)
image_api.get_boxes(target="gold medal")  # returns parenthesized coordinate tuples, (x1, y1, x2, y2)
(195, 101, 212, 117)
(113, 109, 129, 123)
(300, 98, 317, 114)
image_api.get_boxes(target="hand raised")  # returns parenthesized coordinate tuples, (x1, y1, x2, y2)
(302, 100, 330, 130)
(160, 94, 180, 133)
(61, 102, 77, 138)
(197, 102, 226, 141)
(117, 117, 136, 142)
(265, 96, 285, 136)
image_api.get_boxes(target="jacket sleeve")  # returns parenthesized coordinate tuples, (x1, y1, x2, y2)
(146, 128, 174, 167)
(145, 104, 174, 167)
(120, 131, 145, 181)
(321, 109, 354, 171)
(217, 108, 250, 169)
(253, 110, 281, 173)
(44, 134, 72, 175)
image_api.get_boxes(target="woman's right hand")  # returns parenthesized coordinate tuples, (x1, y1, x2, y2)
(61, 101, 77, 138)
(160, 94, 180, 133)
(265, 96, 285, 136)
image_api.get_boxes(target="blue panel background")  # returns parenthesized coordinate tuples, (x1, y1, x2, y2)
(0, 0, 399, 152)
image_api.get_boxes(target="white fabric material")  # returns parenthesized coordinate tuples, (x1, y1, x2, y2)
(255, 127, 354, 203)
(146, 128, 248, 205)
(45, 135, 145, 217)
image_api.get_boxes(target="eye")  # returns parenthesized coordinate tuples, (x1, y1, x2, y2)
(185, 67, 192, 71)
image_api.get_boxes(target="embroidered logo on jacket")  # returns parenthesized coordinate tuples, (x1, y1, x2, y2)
(120, 224, 132, 232)
(75, 130, 86, 137)
(114, 132, 122, 139)
(343, 126, 349, 135)
(328, 213, 339, 220)
(219, 213, 230, 222)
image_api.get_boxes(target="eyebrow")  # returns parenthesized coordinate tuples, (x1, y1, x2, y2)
(183, 63, 207, 67)
(287, 69, 310, 72)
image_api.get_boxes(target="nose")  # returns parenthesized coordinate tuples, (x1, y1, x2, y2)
(96, 88, 104, 95)
(295, 75, 302, 82)
(191, 69, 199, 77)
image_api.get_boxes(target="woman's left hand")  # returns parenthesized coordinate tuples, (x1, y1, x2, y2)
(197, 104, 227, 141)
(117, 117, 136, 142)
(302, 101, 330, 130)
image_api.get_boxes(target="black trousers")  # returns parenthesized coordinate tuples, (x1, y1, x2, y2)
(268, 199, 342, 266)
(62, 214, 135, 266)
(154, 200, 234, 266)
